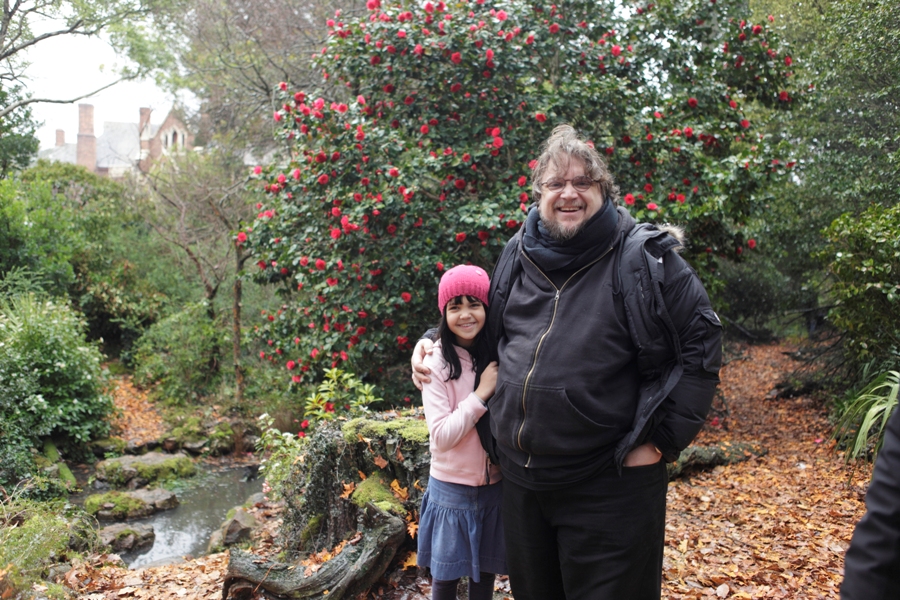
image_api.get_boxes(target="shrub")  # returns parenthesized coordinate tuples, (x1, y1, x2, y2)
(0, 494, 99, 598)
(0, 294, 111, 488)
(822, 203, 900, 371)
(133, 302, 230, 403)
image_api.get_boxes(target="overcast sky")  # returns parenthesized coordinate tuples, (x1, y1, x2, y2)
(23, 31, 184, 151)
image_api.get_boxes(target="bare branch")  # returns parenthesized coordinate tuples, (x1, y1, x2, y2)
(0, 75, 136, 119)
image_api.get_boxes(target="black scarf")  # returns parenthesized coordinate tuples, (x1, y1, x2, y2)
(522, 198, 620, 272)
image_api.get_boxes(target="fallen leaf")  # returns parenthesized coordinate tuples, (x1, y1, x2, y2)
(400, 551, 417, 570)
(390, 479, 409, 501)
(373, 455, 388, 469)
(340, 482, 356, 499)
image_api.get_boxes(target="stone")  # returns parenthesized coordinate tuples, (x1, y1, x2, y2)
(222, 507, 258, 545)
(207, 528, 225, 554)
(162, 438, 180, 452)
(183, 439, 208, 455)
(46, 563, 72, 583)
(95, 452, 195, 487)
(131, 488, 179, 511)
(99, 523, 155, 552)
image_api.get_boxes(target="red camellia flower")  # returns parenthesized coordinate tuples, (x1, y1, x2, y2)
(389, 167, 400, 177)
(748, 238, 757, 249)
(318, 174, 329, 184)
(253, 165, 262, 175)
(611, 45, 621, 57)
(455, 232, 467, 242)
(436, 262, 444, 271)
(778, 90, 789, 101)
(450, 82, 462, 92)
(397, 336, 409, 346)
(683, 127, 693, 137)
(492, 136, 504, 148)
(535, 112, 547, 122)
(401, 292, 412, 302)
(414, 44, 424, 55)
(549, 23, 560, 33)
(370, 55, 381, 65)
(644, 183, 654, 193)
(451, 52, 462, 63)
(236, 231, 247, 244)
(387, 224, 397, 234)
(300, 256, 309, 267)
(315, 259, 326, 270)
(301, 419, 309, 429)
(676, 194, 686, 203)
(496, 9, 507, 20)
(421, 125, 430, 134)
(518, 176, 527, 186)
(286, 360, 296, 370)
(647, 202, 658, 211)
(740, 119, 750, 128)
(526, 34, 534, 44)
(688, 97, 698, 108)
(752, 24, 763, 34)
(325, 402, 335, 412)
(311, 348, 319, 358)
(330, 228, 341, 239)
(455, 178, 466, 190)
(784, 55, 792, 66)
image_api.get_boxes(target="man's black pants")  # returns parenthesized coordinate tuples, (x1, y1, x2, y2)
(502, 460, 668, 600)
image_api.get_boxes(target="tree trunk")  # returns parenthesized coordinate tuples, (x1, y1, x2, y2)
(232, 253, 244, 406)
(222, 504, 406, 600)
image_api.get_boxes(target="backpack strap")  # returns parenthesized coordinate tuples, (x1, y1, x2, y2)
(616, 224, 683, 376)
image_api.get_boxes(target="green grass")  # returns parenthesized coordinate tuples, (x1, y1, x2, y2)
(835, 370, 900, 461)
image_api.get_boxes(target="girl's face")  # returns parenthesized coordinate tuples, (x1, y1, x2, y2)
(445, 296, 486, 348)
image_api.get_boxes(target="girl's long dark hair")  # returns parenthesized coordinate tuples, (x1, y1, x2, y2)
(434, 295, 492, 381)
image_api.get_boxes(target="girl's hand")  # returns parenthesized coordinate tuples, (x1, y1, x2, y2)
(411, 338, 434, 390)
(475, 361, 498, 402)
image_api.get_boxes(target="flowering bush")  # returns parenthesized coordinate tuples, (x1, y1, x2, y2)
(244, 0, 800, 385)
(301, 367, 381, 430)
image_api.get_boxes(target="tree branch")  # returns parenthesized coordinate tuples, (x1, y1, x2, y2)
(0, 75, 136, 119)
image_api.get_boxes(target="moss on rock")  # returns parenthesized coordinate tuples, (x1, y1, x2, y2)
(84, 491, 145, 519)
(135, 456, 196, 482)
(342, 417, 429, 445)
(351, 477, 406, 516)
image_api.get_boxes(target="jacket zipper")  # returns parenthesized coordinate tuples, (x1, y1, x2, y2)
(515, 245, 615, 467)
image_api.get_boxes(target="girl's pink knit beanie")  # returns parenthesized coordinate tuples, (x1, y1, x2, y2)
(438, 265, 490, 313)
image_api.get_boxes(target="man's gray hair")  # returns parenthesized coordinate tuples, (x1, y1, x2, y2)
(531, 124, 620, 205)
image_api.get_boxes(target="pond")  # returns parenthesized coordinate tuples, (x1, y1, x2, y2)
(117, 466, 263, 568)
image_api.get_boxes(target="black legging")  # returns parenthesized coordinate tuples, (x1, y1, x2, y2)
(432, 573, 495, 600)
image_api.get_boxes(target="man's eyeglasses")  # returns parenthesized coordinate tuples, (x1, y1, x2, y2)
(541, 176, 598, 192)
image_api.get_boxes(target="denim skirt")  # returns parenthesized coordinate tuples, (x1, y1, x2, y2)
(417, 477, 507, 581)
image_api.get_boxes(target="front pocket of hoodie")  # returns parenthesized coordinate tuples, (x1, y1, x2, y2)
(489, 380, 614, 456)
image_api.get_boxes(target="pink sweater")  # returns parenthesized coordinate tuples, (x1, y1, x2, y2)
(421, 341, 502, 487)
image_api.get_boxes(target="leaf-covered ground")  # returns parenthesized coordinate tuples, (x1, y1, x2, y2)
(66, 343, 873, 599)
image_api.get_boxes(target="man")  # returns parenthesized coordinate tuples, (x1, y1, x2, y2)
(412, 125, 722, 599)
(841, 405, 900, 599)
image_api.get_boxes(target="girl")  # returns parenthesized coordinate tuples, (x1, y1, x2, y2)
(417, 264, 507, 600)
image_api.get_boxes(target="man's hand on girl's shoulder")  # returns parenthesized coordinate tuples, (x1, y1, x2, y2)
(411, 338, 435, 390)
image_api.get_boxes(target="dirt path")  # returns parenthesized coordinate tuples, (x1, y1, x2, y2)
(662, 343, 872, 599)
(68, 344, 875, 599)
(108, 376, 168, 447)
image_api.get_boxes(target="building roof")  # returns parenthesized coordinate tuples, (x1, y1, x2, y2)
(37, 121, 162, 169)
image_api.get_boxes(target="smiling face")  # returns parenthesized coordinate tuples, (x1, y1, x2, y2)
(445, 295, 486, 348)
(539, 157, 605, 241)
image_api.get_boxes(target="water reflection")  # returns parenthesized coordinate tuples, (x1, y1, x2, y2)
(122, 467, 263, 568)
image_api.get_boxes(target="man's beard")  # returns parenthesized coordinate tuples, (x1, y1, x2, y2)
(541, 216, 585, 241)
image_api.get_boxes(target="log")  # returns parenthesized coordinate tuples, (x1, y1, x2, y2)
(667, 441, 766, 479)
(222, 503, 406, 600)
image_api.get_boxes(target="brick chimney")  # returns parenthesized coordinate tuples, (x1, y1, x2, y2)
(55, 129, 65, 147)
(76, 104, 96, 172)
(138, 107, 153, 172)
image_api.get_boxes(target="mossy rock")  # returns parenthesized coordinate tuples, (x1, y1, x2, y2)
(351, 477, 406, 516)
(91, 437, 127, 457)
(170, 416, 206, 444)
(342, 416, 429, 445)
(95, 452, 196, 487)
(84, 491, 148, 520)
